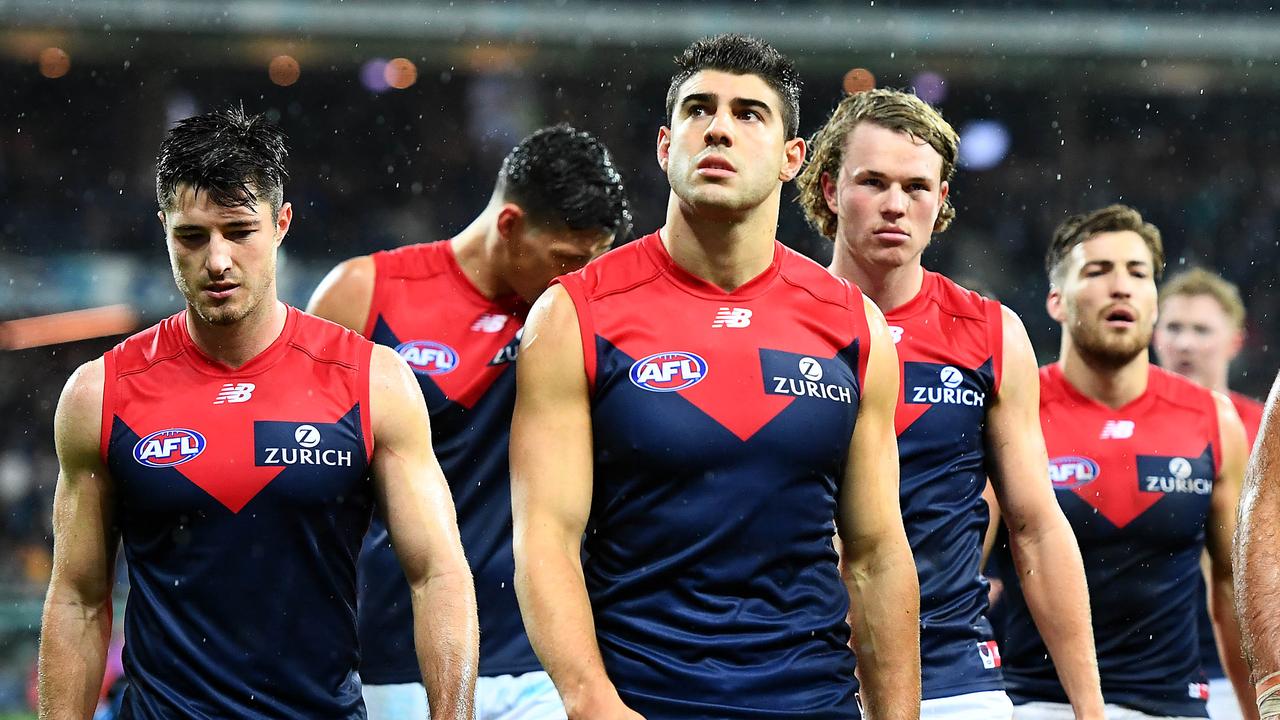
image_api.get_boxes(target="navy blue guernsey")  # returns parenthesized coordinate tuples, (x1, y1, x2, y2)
(555, 232, 873, 718)
(356, 240, 537, 682)
(885, 270, 1006, 700)
(103, 307, 375, 718)
(998, 364, 1221, 717)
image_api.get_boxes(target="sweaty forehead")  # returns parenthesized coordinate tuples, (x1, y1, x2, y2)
(1071, 231, 1154, 266)
(167, 184, 268, 223)
(677, 70, 783, 112)
(843, 123, 944, 179)
(1159, 293, 1231, 324)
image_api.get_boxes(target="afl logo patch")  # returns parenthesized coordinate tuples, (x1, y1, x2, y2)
(133, 428, 206, 468)
(395, 340, 458, 375)
(1048, 456, 1100, 490)
(629, 351, 708, 393)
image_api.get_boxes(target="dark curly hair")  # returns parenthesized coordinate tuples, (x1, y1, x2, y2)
(497, 124, 632, 239)
(156, 104, 289, 218)
(665, 34, 802, 140)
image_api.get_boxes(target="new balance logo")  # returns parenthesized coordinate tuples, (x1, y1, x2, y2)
(888, 326, 904, 344)
(471, 313, 509, 333)
(1100, 420, 1135, 439)
(712, 307, 752, 328)
(213, 383, 255, 405)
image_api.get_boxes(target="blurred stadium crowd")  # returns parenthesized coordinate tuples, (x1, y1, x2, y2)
(4, 6, 1280, 712)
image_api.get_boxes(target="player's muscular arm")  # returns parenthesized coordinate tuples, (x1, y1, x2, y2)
(39, 359, 119, 720)
(838, 297, 920, 720)
(986, 306, 1105, 720)
(306, 255, 375, 333)
(1204, 394, 1259, 719)
(369, 345, 478, 720)
(1237, 376, 1280, 717)
(510, 286, 643, 720)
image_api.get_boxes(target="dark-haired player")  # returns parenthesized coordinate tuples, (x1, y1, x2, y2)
(309, 124, 630, 720)
(796, 88, 1104, 720)
(997, 205, 1248, 720)
(38, 107, 478, 719)
(512, 34, 919, 719)
(1154, 268, 1261, 720)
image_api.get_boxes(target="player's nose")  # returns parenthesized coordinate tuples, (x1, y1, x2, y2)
(205, 235, 234, 276)
(881, 185, 908, 216)
(703, 109, 734, 147)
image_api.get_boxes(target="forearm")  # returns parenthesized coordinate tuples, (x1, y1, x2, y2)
(1237, 489, 1280, 683)
(410, 565, 479, 720)
(1214, 577, 1262, 719)
(38, 592, 111, 720)
(845, 538, 921, 720)
(516, 539, 622, 718)
(1010, 521, 1105, 717)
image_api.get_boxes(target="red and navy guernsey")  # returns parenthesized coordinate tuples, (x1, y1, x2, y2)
(886, 269, 1006, 700)
(357, 239, 537, 682)
(103, 305, 375, 719)
(555, 231, 871, 718)
(999, 363, 1221, 718)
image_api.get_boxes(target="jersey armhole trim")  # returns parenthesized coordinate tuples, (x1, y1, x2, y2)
(1211, 395, 1224, 476)
(986, 299, 1005, 394)
(552, 275, 597, 394)
(359, 342, 375, 461)
(851, 287, 872, 390)
(99, 350, 116, 466)
(362, 253, 386, 339)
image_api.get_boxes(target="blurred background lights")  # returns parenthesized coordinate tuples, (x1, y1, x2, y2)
(268, 55, 300, 87)
(385, 58, 418, 90)
(958, 120, 1012, 171)
(842, 67, 876, 95)
(361, 58, 390, 93)
(38, 47, 70, 79)
(913, 71, 948, 105)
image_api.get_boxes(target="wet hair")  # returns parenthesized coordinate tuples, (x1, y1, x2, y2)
(156, 104, 289, 217)
(1160, 267, 1246, 330)
(665, 33, 802, 139)
(1046, 204, 1166, 285)
(496, 124, 632, 239)
(798, 88, 960, 239)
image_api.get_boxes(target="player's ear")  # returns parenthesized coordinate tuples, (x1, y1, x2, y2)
(1046, 286, 1066, 323)
(157, 210, 168, 235)
(657, 126, 672, 173)
(274, 202, 293, 246)
(780, 137, 806, 182)
(496, 204, 525, 244)
(822, 171, 839, 214)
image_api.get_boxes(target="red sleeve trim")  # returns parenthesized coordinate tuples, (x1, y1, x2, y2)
(985, 299, 1005, 394)
(850, 286, 872, 391)
(552, 274, 597, 394)
(362, 252, 387, 339)
(99, 349, 116, 466)
(359, 341, 375, 461)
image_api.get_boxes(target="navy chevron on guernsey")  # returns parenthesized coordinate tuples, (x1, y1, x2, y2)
(356, 239, 538, 682)
(553, 231, 871, 718)
(104, 307, 376, 718)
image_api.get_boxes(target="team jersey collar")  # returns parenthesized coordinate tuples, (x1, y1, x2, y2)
(881, 268, 937, 322)
(178, 303, 299, 377)
(1046, 360, 1162, 415)
(644, 231, 783, 301)
(442, 238, 531, 319)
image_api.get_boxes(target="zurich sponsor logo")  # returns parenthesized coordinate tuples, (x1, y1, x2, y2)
(629, 351, 708, 393)
(1048, 455, 1100, 490)
(133, 428, 206, 468)
(395, 340, 459, 375)
(940, 366, 964, 389)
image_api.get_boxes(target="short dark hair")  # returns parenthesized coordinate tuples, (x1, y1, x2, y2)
(156, 104, 289, 217)
(665, 34, 802, 140)
(497, 124, 632, 239)
(1046, 204, 1166, 284)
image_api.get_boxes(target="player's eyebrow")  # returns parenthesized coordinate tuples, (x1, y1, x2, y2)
(856, 168, 934, 186)
(680, 93, 776, 119)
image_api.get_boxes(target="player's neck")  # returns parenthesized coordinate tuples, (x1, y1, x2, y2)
(450, 211, 511, 300)
(1058, 341, 1150, 410)
(830, 253, 924, 314)
(185, 298, 287, 370)
(661, 192, 779, 292)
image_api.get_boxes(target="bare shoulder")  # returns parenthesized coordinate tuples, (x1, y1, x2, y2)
(307, 255, 376, 332)
(55, 358, 106, 462)
(521, 284, 581, 353)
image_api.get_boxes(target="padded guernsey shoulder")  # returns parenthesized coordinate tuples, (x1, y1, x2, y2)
(373, 240, 452, 280)
(929, 272, 993, 321)
(290, 311, 375, 366)
(564, 238, 662, 299)
(111, 313, 186, 375)
(1151, 365, 1218, 414)
(776, 246, 857, 309)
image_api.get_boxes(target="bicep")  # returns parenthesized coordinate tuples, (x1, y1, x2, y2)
(49, 360, 117, 603)
(510, 285, 594, 551)
(306, 256, 375, 333)
(1208, 393, 1247, 570)
(368, 346, 462, 584)
(839, 298, 901, 548)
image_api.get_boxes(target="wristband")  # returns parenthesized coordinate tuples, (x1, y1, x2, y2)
(1257, 670, 1280, 719)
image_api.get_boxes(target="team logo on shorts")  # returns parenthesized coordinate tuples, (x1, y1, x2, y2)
(1048, 456, 1100, 490)
(629, 351, 707, 392)
(133, 428, 206, 468)
(395, 340, 459, 375)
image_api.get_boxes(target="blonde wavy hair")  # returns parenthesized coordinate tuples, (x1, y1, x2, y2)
(797, 88, 959, 240)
